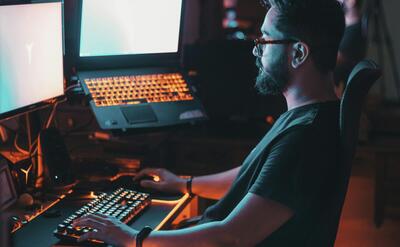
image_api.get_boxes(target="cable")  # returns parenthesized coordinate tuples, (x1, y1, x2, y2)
(10, 101, 60, 158)
(0, 125, 8, 142)
(45, 101, 59, 129)
(29, 139, 39, 157)
(65, 83, 81, 93)
(13, 132, 30, 155)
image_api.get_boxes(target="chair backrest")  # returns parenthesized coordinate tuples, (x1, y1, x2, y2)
(340, 60, 381, 168)
(309, 60, 381, 247)
(334, 60, 381, 243)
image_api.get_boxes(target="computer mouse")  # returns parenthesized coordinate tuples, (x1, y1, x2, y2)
(130, 175, 182, 199)
(133, 175, 159, 185)
(130, 175, 162, 194)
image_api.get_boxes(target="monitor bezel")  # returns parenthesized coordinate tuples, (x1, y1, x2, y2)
(0, 2, 66, 122)
(74, 0, 186, 71)
(0, 97, 66, 123)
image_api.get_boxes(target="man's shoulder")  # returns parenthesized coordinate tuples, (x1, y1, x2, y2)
(273, 100, 340, 136)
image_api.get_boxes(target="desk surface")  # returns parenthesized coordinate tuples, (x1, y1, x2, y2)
(11, 186, 191, 247)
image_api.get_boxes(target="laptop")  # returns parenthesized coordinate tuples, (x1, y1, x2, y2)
(73, 0, 207, 130)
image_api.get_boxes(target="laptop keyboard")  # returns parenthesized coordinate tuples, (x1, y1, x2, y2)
(83, 73, 194, 107)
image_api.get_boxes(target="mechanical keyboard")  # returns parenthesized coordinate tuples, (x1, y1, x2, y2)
(53, 188, 151, 242)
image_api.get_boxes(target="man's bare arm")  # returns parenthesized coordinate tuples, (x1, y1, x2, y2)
(74, 193, 293, 247)
(142, 193, 294, 247)
(134, 166, 241, 200)
(190, 166, 241, 200)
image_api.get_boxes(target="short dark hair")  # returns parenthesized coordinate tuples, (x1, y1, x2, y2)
(261, 0, 345, 74)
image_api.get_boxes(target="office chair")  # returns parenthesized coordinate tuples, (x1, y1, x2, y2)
(309, 59, 381, 246)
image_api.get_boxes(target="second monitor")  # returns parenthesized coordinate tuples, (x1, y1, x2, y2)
(0, 2, 64, 121)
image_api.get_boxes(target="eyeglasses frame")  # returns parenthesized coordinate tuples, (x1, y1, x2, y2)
(253, 37, 298, 57)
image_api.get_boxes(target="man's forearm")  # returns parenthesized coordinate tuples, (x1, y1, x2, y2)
(191, 166, 241, 200)
(143, 221, 235, 247)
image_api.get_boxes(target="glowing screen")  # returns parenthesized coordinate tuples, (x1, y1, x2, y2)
(0, 3, 64, 116)
(80, 0, 183, 57)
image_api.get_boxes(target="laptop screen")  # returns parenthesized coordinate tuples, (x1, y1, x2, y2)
(0, 3, 64, 118)
(80, 0, 183, 57)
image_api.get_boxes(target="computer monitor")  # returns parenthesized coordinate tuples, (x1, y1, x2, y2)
(0, 2, 64, 121)
(75, 0, 185, 69)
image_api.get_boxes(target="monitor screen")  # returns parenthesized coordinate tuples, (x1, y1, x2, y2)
(79, 0, 183, 57)
(0, 2, 64, 119)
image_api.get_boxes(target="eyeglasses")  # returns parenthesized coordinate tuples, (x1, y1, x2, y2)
(253, 38, 298, 57)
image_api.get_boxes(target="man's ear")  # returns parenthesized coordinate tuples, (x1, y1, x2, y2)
(291, 42, 309, 69)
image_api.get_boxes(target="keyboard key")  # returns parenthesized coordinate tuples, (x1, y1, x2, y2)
(84, 73, 194, 107)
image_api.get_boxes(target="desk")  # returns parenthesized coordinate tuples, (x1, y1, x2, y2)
(10, 186, 192, 247)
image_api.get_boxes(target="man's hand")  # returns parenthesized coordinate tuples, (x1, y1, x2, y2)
(72, 213, 137, 247)
(133, 168, 187, 194)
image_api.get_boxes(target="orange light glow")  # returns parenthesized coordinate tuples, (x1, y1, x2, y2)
(20, 165, 32, 185)
(89, 191, 97, 198)
(153, 175, 161, 182)
(85, 73, 194, 107)
(107, 172, 137, 182)
(154, 193, 191, 230)
(265, 115, 275, 125)
(12, 190, 73, 233)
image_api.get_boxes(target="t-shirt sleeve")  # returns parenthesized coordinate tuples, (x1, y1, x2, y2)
(249, 127, 309, 210)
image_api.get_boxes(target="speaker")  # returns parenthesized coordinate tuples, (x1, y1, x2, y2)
(36, 128, 75, 188)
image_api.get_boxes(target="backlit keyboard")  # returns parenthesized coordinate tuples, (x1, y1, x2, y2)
(83, 73, 194, 107)
(54, 188, 151, 242)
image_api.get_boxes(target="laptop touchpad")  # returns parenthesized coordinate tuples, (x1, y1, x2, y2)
(121, 105, 158, 124)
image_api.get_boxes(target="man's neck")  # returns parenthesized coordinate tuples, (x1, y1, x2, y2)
(283, 73, 338, 111)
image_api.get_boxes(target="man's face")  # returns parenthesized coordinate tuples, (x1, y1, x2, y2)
(255, 7, 291, 95)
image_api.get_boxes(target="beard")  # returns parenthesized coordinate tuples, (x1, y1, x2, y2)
(255, 56, 289, 95)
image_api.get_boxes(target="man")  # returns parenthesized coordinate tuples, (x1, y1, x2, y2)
(335, 0, 366, 98)
(74, 0, 346, 246)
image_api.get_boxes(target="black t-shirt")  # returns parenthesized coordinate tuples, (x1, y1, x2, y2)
(199, 101, 343, 246)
